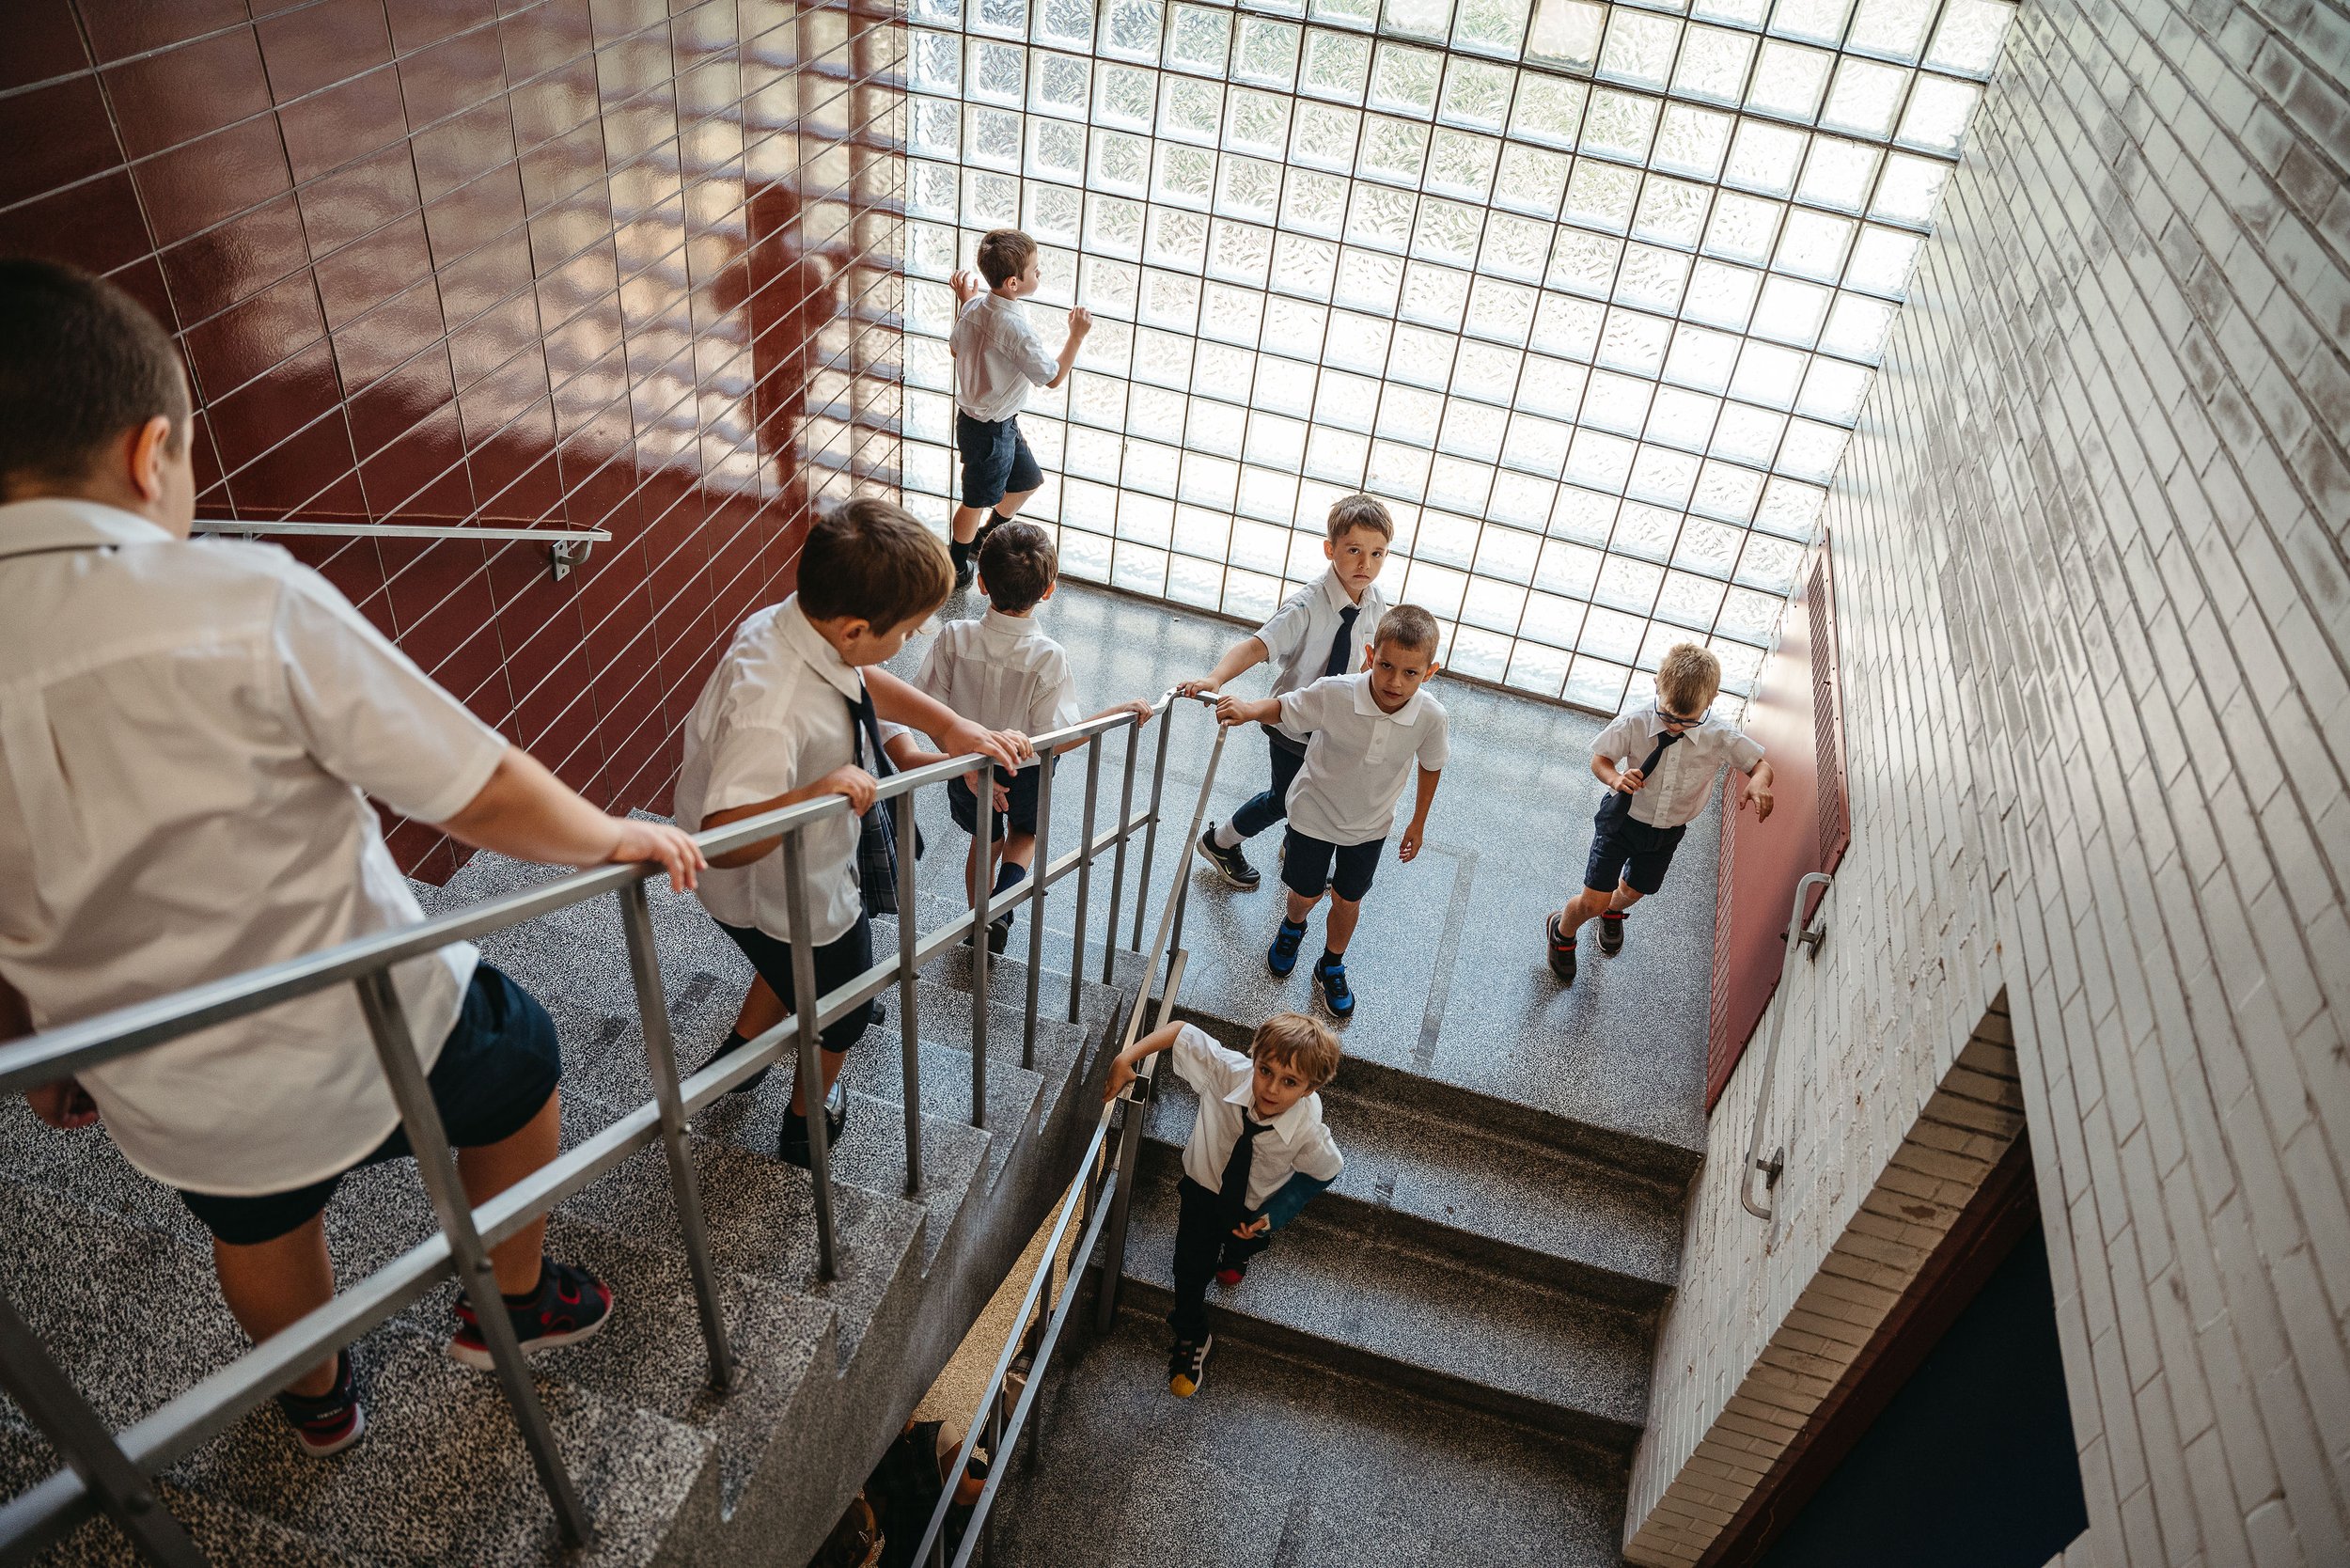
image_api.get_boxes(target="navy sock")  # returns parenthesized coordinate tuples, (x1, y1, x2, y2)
(1320, 949, 1343, 969)
(994, 860, 1025, 894)
(1278, 917, 1307, 933)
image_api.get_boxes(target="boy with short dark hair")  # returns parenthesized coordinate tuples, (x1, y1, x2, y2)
(1214, 605, 1447, 1019)
(915, 521, 1152, 952)
(1546, 642, 1775, 985)
(677, 499, 1028, 1166)
(1104, 1011, 1344, 1399)
(947, 228, 1092, 590)
(1181, 494, 1395, 890)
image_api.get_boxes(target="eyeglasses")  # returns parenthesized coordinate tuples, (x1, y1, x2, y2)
(1657, 706, 1710, 729)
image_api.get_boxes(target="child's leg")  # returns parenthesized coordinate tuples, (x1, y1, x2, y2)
(1221, 735, 1306, 846)
(1000, 828, 1037, 873)
(212, 1219, 339, 1396)
(1285, 886, 1324, 928)
(1167, 1178, 1225, 1342)
(1324, 892, 1363, 954)
(732, 974, 786, 1039)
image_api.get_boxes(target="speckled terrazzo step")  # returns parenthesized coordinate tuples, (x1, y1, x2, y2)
(1142, 1080, 1681, 1312)
(1115, 1160, 1653, 1453)
(912, 941, 1134, 1051)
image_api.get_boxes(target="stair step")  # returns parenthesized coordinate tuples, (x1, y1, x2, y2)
(905, 976, 1097, 1128)
(1116, 1165, 1652, 1452)
(1142, 1082, 1680, 1310)
(910, 939, 1132, 1047)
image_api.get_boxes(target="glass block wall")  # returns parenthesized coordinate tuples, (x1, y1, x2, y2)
(897, 0, 2012, 710)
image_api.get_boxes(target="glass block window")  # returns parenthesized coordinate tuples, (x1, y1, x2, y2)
(899, 0, 2012, 709)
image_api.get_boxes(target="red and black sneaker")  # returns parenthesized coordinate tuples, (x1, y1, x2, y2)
(447, 1259, 614, 1371)
(275, 1349, 366, 1457)
(1214, 1263, 1247, 1288)
(1598, 910, 1627, 956)
(1546, 914, 1577, 985)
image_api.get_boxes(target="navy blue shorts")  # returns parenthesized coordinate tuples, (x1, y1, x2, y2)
(948, 757, 1057, 839)
(1281, 828, 1383, 902)
(956, 413, 1043, 509)
(177, 964, 562, 1247)
(718, 913, 878, 1056)
(1584, 808, 1687, 896)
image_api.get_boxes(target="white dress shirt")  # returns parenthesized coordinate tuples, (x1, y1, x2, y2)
(674, 596, 868, 946)
(950, 293, 1058, 423)
(1167, 1025, 1343, 1210)
(1275, 674, 1449, 847)
(1590, 698, 1766, 830)
(0, 500, 506, 1195)
(912, 608, 1082, 740)
(1255, 570, 1389, 702)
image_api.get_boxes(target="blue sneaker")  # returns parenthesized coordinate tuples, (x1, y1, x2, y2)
(1267, 918, 1307, 978)
(1314, 955, 1355, 1018)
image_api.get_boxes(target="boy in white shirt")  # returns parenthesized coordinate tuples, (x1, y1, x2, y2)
(947, 229, 1092, 591)
(1104, 1011, 1343, 1399)
(1213, 605, 1448, 1020)
(1180, 494, 1394, 892)
(1547, 642, 1776, 986)
(675, 500, 1027, 1167)
(914, 521, 1152, 953)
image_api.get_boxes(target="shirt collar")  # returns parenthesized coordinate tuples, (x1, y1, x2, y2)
(777, 594, 868, 703)
(1317, 570, 1366, 618)
(979, 606, 1040, 643)
(1351, 672, 1423, 725)
(1219, 1074, 1320, 1141)
(0, 498, 176, 562)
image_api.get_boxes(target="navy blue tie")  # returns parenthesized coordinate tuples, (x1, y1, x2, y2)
(1322, 605, 1359, 679)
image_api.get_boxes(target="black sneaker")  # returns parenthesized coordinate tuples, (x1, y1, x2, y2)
(779, 1074, 851, 1169)
(1268, 918, 1307, 978)
(1314, 955, 1355, 1018)
(1598, 910, 1626, 956)
(276, 1349, 366, 1457)
(1195, 826, 1261, 890)
(705, 1029, 769, 1095)
(1168, 1333, 1213, 1398)
(952, 554, 976, 592)
(448, 1260, 613, 1371)
(1546, 914, 1577, 986)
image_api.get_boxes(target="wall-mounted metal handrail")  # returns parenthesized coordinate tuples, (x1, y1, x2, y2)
(0, 687, 1202, 1565)
(1740, 870, 1834, 1222)
(189, 520, 612, 543)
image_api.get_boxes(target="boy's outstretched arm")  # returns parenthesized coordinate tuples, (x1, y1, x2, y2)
(1212, 693, 1281, 729)
(438, 746, 705, 891)
(869, 667, 1030, 770)
(1054, 698, 1154, 756)
(1744, 757, 1776, 821)
(1398, 766, 1440, 861)
(1176, 636, 1269, 698)
(1044, 307, 1092, 389)
(1102, 1020, 1183, 1103)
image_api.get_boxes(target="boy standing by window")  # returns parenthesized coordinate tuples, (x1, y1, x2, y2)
(676, 500, 1027, 1167)
(1212, 605, 1448, 1021)
(948, 229, 1091, 590)
(1181, 495, 1394, 892)
(1104, 1012, 1343, 1399)
(914, 521, 1152, 954)
(1546, 642, 1776, 985)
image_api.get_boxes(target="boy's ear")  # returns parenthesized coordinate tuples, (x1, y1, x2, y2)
(1040, 578, 1058, 602)
(1323, 537, 1337, 560)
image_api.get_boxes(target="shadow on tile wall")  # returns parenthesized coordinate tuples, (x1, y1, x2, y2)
(0, 0, 905, 881)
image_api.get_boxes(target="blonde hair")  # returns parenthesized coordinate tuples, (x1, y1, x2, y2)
(1252, 1011, 1341, 1087)
(1326, 493, 1393, 544)
(1655, 642, 1722, 714)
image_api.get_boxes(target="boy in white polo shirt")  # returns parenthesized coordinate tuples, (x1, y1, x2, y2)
(1180, 494, 1394, 893)
(1213, 605, 1448, 1020)
(1104, 1011, 1343, 1398)
(947, 228, 1091, 591)
(676, 499, 1026, 1168)
(914, 521, 1152, 953)
(0, 260, 705, 1458)
(1547, 642, 1776, 985)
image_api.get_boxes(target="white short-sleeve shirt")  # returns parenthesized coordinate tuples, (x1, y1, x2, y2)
(673, 596, 868, 946)
(1254, 570, 1389, 707)
(912, 608, 1082, 739)
(1275, 673, 1449, 846)
(950, 293, 1058, 423)
(0, 501, 508, 1196)
(1167, 1024, 1343, 1210)
(1590, 698, 1765, 829)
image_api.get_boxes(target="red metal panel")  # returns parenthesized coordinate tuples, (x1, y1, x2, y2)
(1, 0, 904, 881)
(1707, 539, 1848, 1111)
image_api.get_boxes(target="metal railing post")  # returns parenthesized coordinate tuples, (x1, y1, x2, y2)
(1021, 752, 1053, 1071)
(0, 1294, 208, 1568)
(1101, 718, 1139, 989)
(1067, 734, 1104, 1024)
(353, 971, 592, 1548)
(1741, 870, 1833, 1223)
(898, 783, 925, 1199)
(970, 762, 995, 1128)
(1130, 701, 1175, 952)
(616, 882, 734, 1391)
(776, 832, 841, 1280)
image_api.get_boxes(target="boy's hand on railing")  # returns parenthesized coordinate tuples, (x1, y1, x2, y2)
(1173, 678, 1215, 698)
(610, 819, 707, 892)
(1214, 694, 1273, 729)
(26, 1078, 99, 1130)
(817, 765, 880, 815)
(1116, 698, 1155, 727)
(942, 716, 1028, 771)
(1102, 1050, 1138, 1104)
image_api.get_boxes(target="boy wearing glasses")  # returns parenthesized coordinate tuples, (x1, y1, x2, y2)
(1547, 643, 1775, 985)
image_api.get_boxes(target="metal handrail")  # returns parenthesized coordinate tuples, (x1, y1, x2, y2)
(1739, 870, 1833, 1222)
(189, 521, 612, 543)
(0, 688, 1202, 1565)
(909, 698, 1230, 1568)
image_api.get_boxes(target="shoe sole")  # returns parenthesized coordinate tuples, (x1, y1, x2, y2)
(1194, 837, 1261, 891)
(1169, 1335, 1213, 1397)
(446, 1306, 612, 1371)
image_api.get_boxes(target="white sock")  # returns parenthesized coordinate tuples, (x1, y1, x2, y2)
(1214, 821, 1245, 850)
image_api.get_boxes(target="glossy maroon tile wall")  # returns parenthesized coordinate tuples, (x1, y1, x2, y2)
(3, 0, 905, 881)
